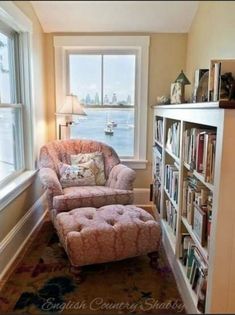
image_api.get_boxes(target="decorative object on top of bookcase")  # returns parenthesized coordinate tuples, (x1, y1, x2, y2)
(209, 59, 235, 103)
(171, 82, 183, 104)
(220, 72, 235, 100)
(156, 95, 170, 105)
(171, 70, 191, 104)
(192, 69, 209, 103)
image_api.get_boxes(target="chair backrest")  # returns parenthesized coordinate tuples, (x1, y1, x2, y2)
(39, 139, 120, 178)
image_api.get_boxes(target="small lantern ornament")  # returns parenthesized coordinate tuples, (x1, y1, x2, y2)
(171, 70, 191, 104)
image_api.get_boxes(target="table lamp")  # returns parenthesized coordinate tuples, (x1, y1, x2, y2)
(56, 94, 87, 139)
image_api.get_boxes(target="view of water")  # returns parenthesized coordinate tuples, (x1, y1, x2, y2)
(71, 109, 134, 157)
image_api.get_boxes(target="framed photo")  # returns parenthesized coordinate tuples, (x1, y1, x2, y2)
(171, 82, 183, 104)
(193, 204, 207, 246)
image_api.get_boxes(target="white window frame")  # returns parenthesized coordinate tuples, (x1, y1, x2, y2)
(54, 36, 149, 169)
(0, 1, 36, 211)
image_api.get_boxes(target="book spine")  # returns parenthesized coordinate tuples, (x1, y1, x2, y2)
(213, 62, 221, 102)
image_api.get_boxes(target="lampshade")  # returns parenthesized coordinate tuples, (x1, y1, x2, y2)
(57, 94, 87, 116)
(175, 70, 191, 85)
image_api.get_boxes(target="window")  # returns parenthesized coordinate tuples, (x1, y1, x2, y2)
(0, 25, 24, 185)
(0, 2, 34, 210)
(69, 53, 136, 157)
(54, 36, 149, 169)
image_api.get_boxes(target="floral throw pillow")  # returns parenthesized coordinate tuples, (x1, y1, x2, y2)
(59, 161, 96, 188)
(71, 152, 106, 185)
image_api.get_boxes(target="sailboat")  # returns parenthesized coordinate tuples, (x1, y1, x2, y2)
(104, 122, 114, 135)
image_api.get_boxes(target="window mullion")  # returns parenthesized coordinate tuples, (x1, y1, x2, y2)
(101, 54, 104, 106)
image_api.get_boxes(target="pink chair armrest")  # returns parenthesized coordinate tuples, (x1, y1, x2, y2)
(39, 168, 63, 209)
(106, 164, 136, 190)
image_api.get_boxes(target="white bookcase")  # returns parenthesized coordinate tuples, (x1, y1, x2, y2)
(152, 102, 235, 314)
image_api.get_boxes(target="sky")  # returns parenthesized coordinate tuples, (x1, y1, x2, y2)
(69, 54, 136, 104)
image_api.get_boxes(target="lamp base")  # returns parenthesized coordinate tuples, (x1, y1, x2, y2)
(58, 121, 73, 140)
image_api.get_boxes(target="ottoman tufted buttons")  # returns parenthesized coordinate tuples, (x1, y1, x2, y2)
(139, 215, 149, 222)
(106, 219, 116, 226)
(86, 214, 93, 220)
(76, 225, 83, 232)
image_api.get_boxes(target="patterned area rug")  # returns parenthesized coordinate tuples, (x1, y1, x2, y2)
(0, 220, 185, 314)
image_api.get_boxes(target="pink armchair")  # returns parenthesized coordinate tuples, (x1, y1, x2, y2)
(39, 139, 136, 221)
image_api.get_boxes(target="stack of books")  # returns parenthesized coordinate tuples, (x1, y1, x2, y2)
(184, 128, 216, 184)
(166, 122, 180, 157)
(165, 164, 179, 205)
(165, 200, 177, 235)
(180, 236, 208, 313)
(155, 119, 163, 144)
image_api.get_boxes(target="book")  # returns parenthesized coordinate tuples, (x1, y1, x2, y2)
(196, 132, 205, 173)
(186, 242, 196, 278)
(166, 122, 180, 157)
(213, 62, 221, 101)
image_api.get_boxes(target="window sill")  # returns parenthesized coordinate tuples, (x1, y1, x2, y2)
(121, 159, 148, 170)
(0, 170, 37, 211)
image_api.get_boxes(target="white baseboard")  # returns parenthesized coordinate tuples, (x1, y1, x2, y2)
(0, 193, 48, 282)
(133, 188, 151, 205)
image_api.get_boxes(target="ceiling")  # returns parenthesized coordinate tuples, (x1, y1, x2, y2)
(31, 1, 198, 33)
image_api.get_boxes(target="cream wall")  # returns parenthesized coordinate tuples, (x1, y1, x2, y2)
(186, 1, 235, 96)
(0, 2, 47, 241)
(45, 32, 187, 188)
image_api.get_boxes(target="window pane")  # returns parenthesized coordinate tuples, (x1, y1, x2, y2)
(69, 55, 102, 105)
(0, 32, 12, 103)
(70, 108, 134, 157)
(0, 107, 23, 183)
(103, 55, 135, 106)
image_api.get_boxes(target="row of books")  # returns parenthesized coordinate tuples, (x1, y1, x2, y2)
(180, 235, 208, 313)
(183, 128, 216, 184)
(182, 173, 213, 247)
(164, 164, 179, 205)
(153, 146, 162, 181)
(165, 200, 177, 235)
(153, 179, 161, 213)
(153, 146, 162, 212)
(166, 122, 180, 157)
(155, 119, 163, 144)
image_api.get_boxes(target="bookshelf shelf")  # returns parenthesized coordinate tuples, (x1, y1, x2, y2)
(184, 162, 214, 192)
(152, 103, 235, 313)
(177, 261, 200, 313)
(162, 219, 176, 253)
(181, 216, 208, 263)
(164, 186, 178, 210)
(154, 139, 163, 148)
(165, 147, 180, 165)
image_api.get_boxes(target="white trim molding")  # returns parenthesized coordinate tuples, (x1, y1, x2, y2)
(0, 170, 37, 212)
(0, 1, 32, 33)
(0, 193, 47, 282)
(53, 35, 150, 169)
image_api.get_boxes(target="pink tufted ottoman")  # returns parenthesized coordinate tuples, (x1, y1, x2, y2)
(54, 204, 161, 267)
